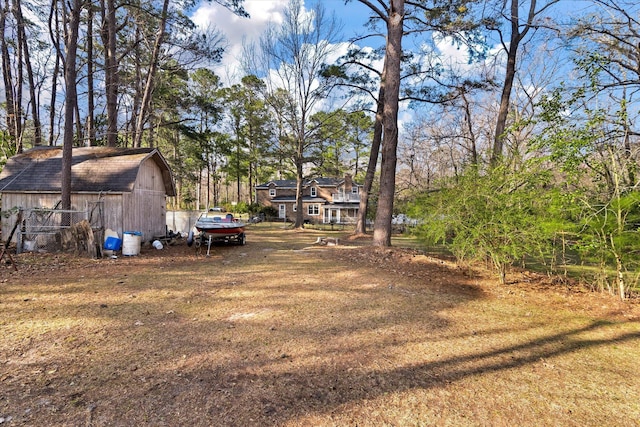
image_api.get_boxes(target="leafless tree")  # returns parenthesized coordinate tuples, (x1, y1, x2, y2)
(245, 0, 342, 228)
(487, 0, 559, 167)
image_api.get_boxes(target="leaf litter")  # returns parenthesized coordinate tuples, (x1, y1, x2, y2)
(1, 225, 639, 426)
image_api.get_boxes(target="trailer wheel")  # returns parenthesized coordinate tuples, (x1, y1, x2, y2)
(238, 233, 246, 245)
(187, 230, 194, 247)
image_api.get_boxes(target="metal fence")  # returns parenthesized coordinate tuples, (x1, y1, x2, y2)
(16, 202, 104, 254)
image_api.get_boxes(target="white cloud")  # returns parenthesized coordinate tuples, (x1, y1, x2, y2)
(434, 36, 471, 68)
(190, 0, 289, 82)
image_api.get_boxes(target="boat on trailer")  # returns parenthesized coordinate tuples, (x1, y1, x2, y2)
(188, 211, 246, 255)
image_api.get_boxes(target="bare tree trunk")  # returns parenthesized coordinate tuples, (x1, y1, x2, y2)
(209, 159, 215, 208)
(129, 26, 143, 147)
(294, 159, 304, 228)
(373, 0, 404, 247)
(196, 168, 201, 210)
(355, 83, 384, 235)
(490, 0, 554, 167)
(14, 0, 41, 146)
(61, 0, 82, 212)
(13, 0, 23, 152)
(48, 0, 61, 146)
(619, 90, 637, 186)
(85, 3, 95, 146)
(101, 0, 117, 147)
(0, 0, 18, 151)
(133, 0, 170, 148)
(236, 143, 241, 204)
(74, 94, 83, 141)
(491, 53, 516, 165)
(461, 91, 478, 165)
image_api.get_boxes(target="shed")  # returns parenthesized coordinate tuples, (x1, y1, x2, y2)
(0, 146, 175, 245)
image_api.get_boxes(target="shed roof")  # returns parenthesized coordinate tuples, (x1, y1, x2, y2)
(0, 146, 176, 196)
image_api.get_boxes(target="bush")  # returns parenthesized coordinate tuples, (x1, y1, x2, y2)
(247, 203, 278, 220)
(409, 165, 559, 284)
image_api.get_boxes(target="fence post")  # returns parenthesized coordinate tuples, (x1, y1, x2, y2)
(16, 208, 24, 254)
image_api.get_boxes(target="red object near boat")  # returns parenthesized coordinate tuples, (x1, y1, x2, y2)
(192, 211, 247, 250)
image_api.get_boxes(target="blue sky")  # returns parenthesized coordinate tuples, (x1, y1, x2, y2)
(190, 0, 384, 83)
(183, 0, 640, 160)
(188, 0, 487, 128)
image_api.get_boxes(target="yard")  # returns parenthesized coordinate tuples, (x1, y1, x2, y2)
(1, 223, 639, 426)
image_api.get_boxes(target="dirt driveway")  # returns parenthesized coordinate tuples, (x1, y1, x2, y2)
(1, 224, 639, 426)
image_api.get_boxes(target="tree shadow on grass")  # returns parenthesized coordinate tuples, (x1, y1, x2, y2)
(176, 319, 640, 426)
(3, 231, 639, 426)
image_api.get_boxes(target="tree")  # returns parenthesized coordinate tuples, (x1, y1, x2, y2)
(100, 0, 118, 147)
(323, 47, 386, 236)
(357, 0, 405, 247)
(219, 76, 274, 204)
(132, 0, 170, 148)
(14, 0, 42, 147)
(569, 0, 640, 187)
(84, 1, 95, 146)
(345, 111, 373, 178)
(309, 109, 372, 178)
(240, 75, 275, 198)
(1, 0, 18, 151)
(308, 110, 347, 177)
(221, 83, 250, 204)
(245, 0, 342, 228)
(485, 0, 559, 166)
(61, 0, 84, 212)
(533, 83, 640, 300)
(48, 0, 62, 146)
(352, 0, 482, 244)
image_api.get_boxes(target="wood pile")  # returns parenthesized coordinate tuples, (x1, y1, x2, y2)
(57, 220, 99, 258)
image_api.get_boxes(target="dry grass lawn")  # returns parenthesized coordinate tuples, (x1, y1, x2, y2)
(1, 223, 639, 426)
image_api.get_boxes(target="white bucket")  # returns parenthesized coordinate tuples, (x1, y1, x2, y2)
(152, 240, 163, 250)
(122, 231, 142, 256)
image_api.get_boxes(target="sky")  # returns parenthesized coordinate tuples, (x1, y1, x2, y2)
(190, 0, 378, 83)
(188, 0, 475, 127)
(188, 0, 638, 131)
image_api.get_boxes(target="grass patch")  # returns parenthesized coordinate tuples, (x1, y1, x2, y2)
(1, 224, 639, 425)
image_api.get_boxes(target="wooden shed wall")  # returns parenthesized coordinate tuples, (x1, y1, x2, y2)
(0, 193, 124, 243)
(122, 191, 166, 241)
(121, 158, 167, 241)
(1, 158, 168, 243)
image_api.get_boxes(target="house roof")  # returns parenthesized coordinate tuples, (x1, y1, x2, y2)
(255, 176, 361, 188)
(0, 146, 176, 196)
(271, 196, 327, 203)
(255, 179, 297, 189)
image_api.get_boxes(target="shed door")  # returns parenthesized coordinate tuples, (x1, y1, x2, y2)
(279, 204, 286, 219)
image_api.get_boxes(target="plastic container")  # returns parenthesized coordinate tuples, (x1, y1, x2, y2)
(152, 240, 163, 250)
(104, 236, 122, 251)
(122, 231, 142, 256)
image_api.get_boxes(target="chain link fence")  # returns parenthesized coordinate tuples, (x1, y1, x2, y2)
(16, 201, 104, 254)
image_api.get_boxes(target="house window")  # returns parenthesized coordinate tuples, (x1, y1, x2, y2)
(269, 188, 276, 197)
(351, 186, 358, 194)
(308, 204, 319, 215)
(311, 187, 317, 197)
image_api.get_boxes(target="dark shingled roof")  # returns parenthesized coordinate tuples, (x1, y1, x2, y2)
(0, 146, 176, 196)
(271, 196, 327, 203)
(255, 177, 361, 188)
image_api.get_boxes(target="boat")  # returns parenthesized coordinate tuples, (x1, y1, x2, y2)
(188, 211, 246, 255)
